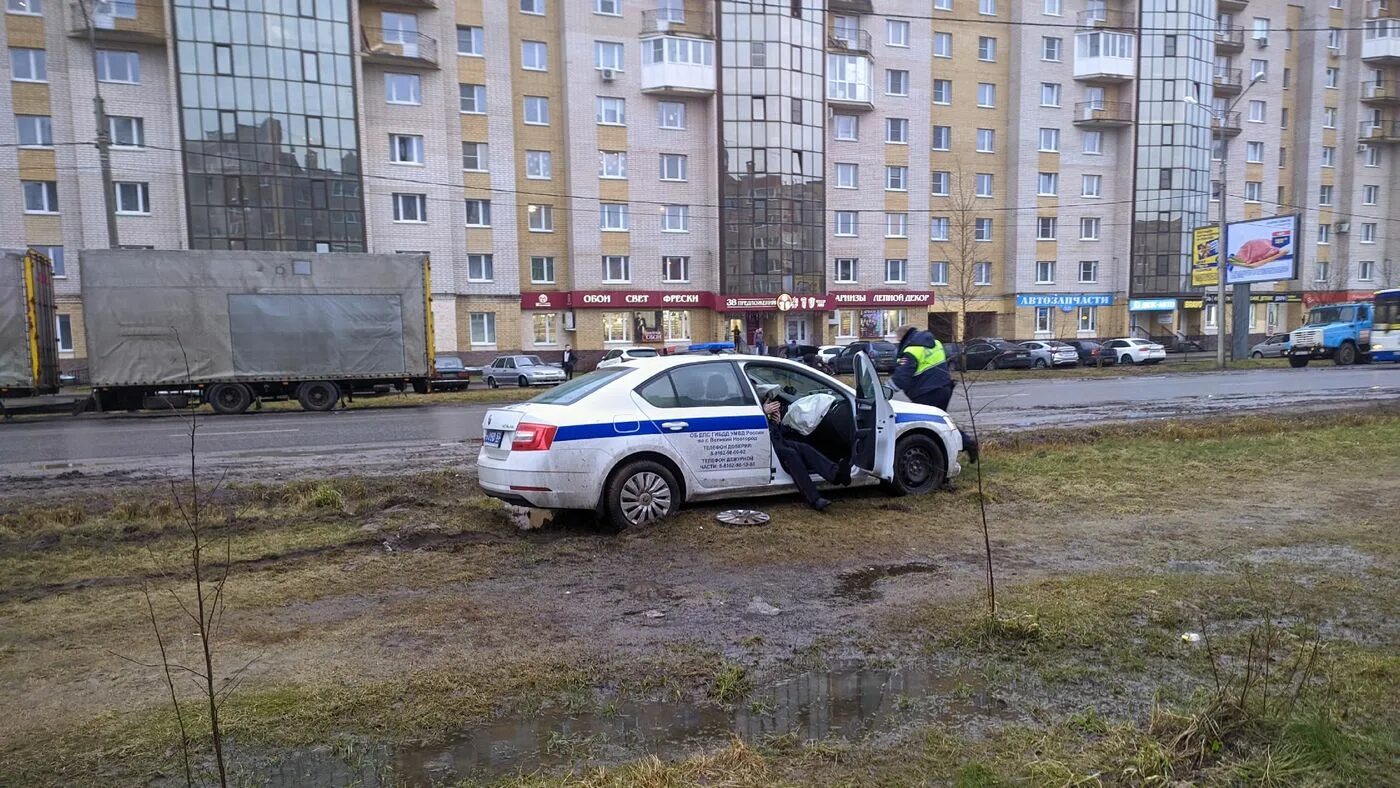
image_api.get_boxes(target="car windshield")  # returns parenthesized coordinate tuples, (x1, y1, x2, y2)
(528, 367, 634, 405)
(628, 348, 659, 358)
(1047, 341, 1072, 348)
(1304, 306, 1355, 326)
(517, 356, 546, 367)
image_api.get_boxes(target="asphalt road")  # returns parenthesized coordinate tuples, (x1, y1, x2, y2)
(2, 366, 1396, 485)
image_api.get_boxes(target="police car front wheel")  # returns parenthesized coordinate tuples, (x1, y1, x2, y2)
(887, 434, 946, 496)
(605, 460, 679, 530)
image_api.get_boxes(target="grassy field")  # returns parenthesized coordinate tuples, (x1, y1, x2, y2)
(1, 406, 1395, 786)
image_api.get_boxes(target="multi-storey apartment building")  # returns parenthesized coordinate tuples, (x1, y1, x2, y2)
(3, 0, 1396, 369)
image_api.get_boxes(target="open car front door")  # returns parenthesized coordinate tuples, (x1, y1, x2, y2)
(852, 351, 896, 481)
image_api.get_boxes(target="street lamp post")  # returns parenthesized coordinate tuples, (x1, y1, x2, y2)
(77, 0, 121, 249)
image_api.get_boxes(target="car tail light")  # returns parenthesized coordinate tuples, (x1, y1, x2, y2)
(512, 423, 558, 451)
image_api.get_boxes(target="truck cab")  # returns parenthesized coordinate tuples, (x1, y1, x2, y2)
(1288, 302, 1373, 367)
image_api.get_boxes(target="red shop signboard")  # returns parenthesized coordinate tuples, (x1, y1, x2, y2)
(520, 291, 716, 310)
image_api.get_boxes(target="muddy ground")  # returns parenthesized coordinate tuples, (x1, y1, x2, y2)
(1, 407, 1398, 786)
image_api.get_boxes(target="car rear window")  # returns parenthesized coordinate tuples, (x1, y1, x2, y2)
(436, 358, 464, 370)
(629, 348, 659, 357)
(528, 367, 634, 405)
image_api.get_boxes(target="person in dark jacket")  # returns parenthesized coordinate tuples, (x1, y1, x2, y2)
(561, 345, 578, 380)
(760, 389, 849, 511)
(891, 326, 979, 463)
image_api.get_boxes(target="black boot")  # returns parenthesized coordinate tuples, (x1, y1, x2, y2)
(961, 430, 979, 464)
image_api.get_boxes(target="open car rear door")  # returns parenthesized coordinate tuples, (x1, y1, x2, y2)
(852, 351, 896, 481)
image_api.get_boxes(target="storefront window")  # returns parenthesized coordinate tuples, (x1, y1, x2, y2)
(1078, 306, 1097, 332)
(533, 313, 556, 345)
(1035, 307, 1053, 333)
(836, 310, 858, 338)
(662, 310, 690, 341)
(857, 309, 907, 339)
(602, 312, 631, 343)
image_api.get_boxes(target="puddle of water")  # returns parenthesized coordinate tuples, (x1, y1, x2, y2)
(835, 562, 938, 601)
(391, 662, 1013, 785)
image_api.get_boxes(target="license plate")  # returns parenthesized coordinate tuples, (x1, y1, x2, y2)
(484, 429, 504, 448)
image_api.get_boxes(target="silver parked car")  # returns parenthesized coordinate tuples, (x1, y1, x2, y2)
(1250, 333, 1292, 358)
(483, 355, 567, 388)
(1019, 340, 1081, 369)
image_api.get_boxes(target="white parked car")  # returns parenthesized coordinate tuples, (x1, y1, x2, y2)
(816, 345, 843, 365)
(1019, 340, 1081, 369)
(596, 346, 661, 368)
(1103, 338, 1167, 365)
(478, 353, 964, 529)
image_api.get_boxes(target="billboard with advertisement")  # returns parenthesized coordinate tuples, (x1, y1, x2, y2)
(1224, 215, 1299, 285)
(1191, 225, 1219, 288)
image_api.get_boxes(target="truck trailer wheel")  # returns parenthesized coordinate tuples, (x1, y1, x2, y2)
(1334, 342, 1357, 366)
(1289, 356, 1309, 368)
(297, 381, 340, 412)
(207, 383, 253, 415)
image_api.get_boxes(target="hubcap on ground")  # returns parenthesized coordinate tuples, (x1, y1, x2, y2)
(620, 472, 671, 524)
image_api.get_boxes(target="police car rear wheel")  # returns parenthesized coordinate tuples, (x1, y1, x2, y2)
(888, 434, 945, 496)
(606, 461, 678, 529)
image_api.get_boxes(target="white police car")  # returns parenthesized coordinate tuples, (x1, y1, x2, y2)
(478, 352, 963, 529)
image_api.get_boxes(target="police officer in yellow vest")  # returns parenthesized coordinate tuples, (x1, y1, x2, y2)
(892, 326, 979, 463)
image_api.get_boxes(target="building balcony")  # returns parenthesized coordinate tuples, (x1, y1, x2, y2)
(68, 0, 166, 47)
(640, 9, 713, 38)
(1219, 0, 1249, 11)
(1214, 25, 1245, 52)
(1211, 111, 1242, 137)
(1361, 120, 1400, 143)
(1077, 9, 1136, 30)
(1073, 100, 1133, 128)
(828, 0, 874, 13)
(827, 27, 872, 55)
(1073, 31, 1135, 82)
(360, 28, 438, 69)
(1367, 0, 1398, 19)
(1213, 67, 1243, 95)
(826, 79, 874, 111)
(1363, 21, 1400, 63)
(1362, 79, 1400, 104)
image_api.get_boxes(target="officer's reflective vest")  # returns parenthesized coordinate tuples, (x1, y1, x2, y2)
(904, 341, 947, 375)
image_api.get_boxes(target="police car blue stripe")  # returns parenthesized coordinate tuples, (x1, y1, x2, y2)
(895, 413, 948, 425)
(554, 415, 770, 442)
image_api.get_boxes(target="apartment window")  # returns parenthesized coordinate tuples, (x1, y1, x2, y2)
(1035, 307, 1053, 333)
(834, 163, 858, 188)
(834, 114, 858, 140)
(1319, 185, 1333, 206)
(527, 204, 553, 232)
(931, 171, 950, 196)
(389, 134, 424, 165)
(661, 204, 689, 232)
(385, 74, 421, 105)
(7, 0, 42, 14)
(977, 83, 996, 108)
(974, 173, 993, 197)
(1078, 260, 1098, 283)
(1315, 261, 1329, 282)
(22, 181, 59, 213)
(974, 262, 992, 285)
(933, 32, 951, 58)
(1039, 128, 1060, 152)
(522, 40, 548, 71)
(456, 84, 485, 114)
(16, 115, 52, 147)
(930, 217, 949, 241)
(885, 166, 908, 191)
(887, 20, 909, 47)
(934, 0, 950, 8)
(656, 0, 683, 22)
(886, 118, 909, 143)
(979, 0, 996, 15)
(969, 128, 994, 153)
(109, 116, 144, 148)
(1360, 261, 1376, 281)
(519, 0, 543, 14)
(1080, 217, 1101, 240)
(1367, 146, 1383, 167)
(1042, 37, 1062, 62)
(1244, 181, 1262, 202)
(974, 218, 993, 241)
(835, 258, 858, 283)
(530, 256, 555, 284)
(1037, 172, 1058, 196)
(932, 80, 951, 104)
(1364, 185, 1380, 205)
(596, 96, 626, 125)
(1322, 107, 1336, 129)
(524, 96, 550, 125)
(1242, 141, 1264, 163)
(595, 41, 623, 71)
(834, 211, 858, 236)
(930, 262, 948, 286)
(659, 102, 686, 129)
(96, 50, 140, 84)
(602, 255, 630, 282)
(1035, 260, 1055, 284)
(599, 149, 627, 177)
(1044, 0, 1061, 14)
(1318, 224, 1331, 245)
(1321, 146, 1335, 167)
(600, 203, 630, 231)
(1324, 67, 1338, 89)
(656, 153, 687, 181)
(467, 254, 494, 281)
(661, 255, 690, 283)
(1327, 27, 1342, 51)
(525, 150, 551, 179)
(978, 37, 997, 61)
(1159, 168, 1174, 189)
(1247, 100, 1265, 123)
(885, 259, 908, 283)
(462, 142, 488, 171)
(1036, 217, 1057, 240)
(10, 48, 46, 82)
(886, 69, 909, 96)
(392, 193, 426, 223)
(885, 213, 908, 238)
(457, 26, 483, 56)
(1040, 83, 1061, 107)
(1077, 307, 1097, 332)
(56, 314, 72, 352)
(1082, 174, 1102, 198)
(1362, 223, 1377, 244)
(1083, 131, 1103, 154)
(469, 313, 496, 345)
(1246, 58, 1267, 82)
(1277, 186, 1285, 207)
(1252, 17, 1270, 40)
(464, 199, 491, 226)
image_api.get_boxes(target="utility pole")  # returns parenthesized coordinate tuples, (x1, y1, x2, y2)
(81, 0, 121, 249)
(1216, 135, 1228, 370)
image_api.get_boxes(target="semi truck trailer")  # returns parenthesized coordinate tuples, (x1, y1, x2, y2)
(0, 249, 60, 416)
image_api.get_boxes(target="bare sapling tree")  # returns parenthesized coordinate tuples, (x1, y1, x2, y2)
(931, 163, 997, 614)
